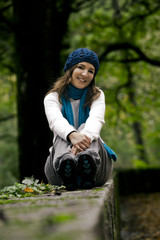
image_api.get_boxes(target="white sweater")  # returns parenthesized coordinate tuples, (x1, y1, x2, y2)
(44, 89, 105, 143)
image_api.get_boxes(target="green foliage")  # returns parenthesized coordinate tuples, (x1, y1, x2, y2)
(0, 176, 65, 200)
(0, 0, 14, 74)
(0, 1, 17, 188)
(132, 159, 149, 169)
(0, 74, 18, 188)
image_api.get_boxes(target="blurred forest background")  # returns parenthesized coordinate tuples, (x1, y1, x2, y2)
(0, 0, 160, 188)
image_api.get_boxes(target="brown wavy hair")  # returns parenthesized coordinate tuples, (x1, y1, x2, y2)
(46, 64, 101, 107)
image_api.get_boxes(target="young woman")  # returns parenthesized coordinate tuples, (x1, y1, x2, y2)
(44, 48, 117, 190)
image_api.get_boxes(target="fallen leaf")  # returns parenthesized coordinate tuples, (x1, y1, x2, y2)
(24, 186, 34, 193)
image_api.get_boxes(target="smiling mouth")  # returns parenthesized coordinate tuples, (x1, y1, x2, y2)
(77, 77, 87, 82)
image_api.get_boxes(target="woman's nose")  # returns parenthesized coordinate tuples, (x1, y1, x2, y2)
(82, 70, 88, 76)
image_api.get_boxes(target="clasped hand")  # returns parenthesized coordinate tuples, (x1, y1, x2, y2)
(68, 132, 91, 155)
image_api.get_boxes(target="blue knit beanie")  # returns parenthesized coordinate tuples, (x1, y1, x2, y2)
(64, 48, 99, 76)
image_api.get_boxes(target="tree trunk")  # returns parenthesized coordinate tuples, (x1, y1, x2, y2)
(13, 0, 73, 182)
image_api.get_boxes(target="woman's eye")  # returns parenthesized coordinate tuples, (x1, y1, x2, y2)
(77, 66, 83, 69)
(77, 66, 94, 74)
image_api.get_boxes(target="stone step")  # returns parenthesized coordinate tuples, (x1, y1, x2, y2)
(0, 179, 119, 240)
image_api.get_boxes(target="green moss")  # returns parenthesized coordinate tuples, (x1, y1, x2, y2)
(93, 187, 105, 191)
(45, 213, 76, 225)
(0, 199, 17, 204)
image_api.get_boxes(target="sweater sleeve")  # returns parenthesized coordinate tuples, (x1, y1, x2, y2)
(44, 92, 76, 141)
(80, 90, 105, 141)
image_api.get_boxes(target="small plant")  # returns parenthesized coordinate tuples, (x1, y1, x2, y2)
(0, 176, 65, 199)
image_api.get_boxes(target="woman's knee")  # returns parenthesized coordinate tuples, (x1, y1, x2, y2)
(44, 155, 62, 186)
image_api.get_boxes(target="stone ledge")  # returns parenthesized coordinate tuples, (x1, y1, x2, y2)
(0, 179, 119, 240)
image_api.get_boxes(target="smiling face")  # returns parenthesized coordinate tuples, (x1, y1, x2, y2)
(70, 62, 95, 89)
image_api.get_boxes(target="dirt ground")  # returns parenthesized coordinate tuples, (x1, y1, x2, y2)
(120, 192, 160, 240)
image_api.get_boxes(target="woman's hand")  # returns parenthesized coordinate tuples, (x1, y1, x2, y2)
(68, 132, 91, 155)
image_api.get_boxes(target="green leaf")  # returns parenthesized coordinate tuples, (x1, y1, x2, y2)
(22, 176, 37, 186)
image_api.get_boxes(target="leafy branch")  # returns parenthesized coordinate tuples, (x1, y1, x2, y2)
(99, 42, 160, 67)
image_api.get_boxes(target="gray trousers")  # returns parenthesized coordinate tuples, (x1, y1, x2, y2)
(44, 126, 113, 187)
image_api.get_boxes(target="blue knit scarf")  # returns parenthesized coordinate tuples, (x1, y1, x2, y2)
(61, 84, 89, 127)
(61, 84, 117, 161)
